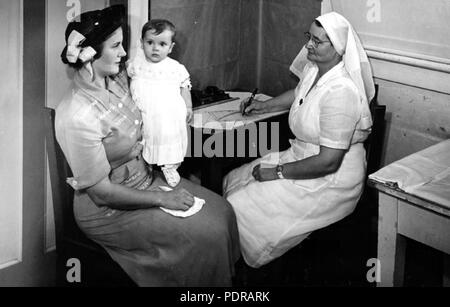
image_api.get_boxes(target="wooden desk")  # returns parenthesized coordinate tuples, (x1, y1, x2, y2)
(187, 112, 292, 194)
(368, 179, 450, 287)
(187, 92, 291, 194)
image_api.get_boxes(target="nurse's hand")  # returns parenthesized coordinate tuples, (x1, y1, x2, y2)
(161, 188, 195, 211)
(251, 164, 277, 182)
(241, 98, 266, 115)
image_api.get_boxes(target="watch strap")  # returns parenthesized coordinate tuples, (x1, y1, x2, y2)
(276, 164, 284, 179)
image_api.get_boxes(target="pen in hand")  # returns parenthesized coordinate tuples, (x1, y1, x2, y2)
(242, 88, 258, 116)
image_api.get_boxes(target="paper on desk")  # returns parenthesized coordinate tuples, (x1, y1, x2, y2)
(408, 168, 450, 208)
(368, 139, 450, 208)
(190, 92, 286, 130)
(158, 186, 205, 218)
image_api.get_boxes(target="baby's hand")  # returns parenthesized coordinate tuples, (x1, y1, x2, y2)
(186, 108, 193, 123)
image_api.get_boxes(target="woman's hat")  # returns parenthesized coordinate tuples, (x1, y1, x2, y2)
(61, 5, 125, 65)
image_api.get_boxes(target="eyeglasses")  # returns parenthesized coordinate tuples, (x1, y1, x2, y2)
(304, 32, 331, 48)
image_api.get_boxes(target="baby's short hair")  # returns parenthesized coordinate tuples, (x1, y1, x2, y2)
(141, 19, 176, 40)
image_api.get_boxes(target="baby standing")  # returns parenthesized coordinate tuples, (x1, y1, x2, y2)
(127, 19, 193, 187)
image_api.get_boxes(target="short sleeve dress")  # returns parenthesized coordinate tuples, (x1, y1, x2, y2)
(127, 57, 190, 166)
(55, 67, 240, 286)
(223, 61, 370, 268)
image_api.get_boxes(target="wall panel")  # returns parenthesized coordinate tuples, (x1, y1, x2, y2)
(0, 0, 23, 270)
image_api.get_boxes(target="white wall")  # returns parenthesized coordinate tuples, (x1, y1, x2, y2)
(323, 0, 450, 165)
(128, 0, 148, 60)
(375, 78, 449, 164)
(324, 0, 450, 60)
(46, 0, 109, 110)
(0, 0, 23, 270)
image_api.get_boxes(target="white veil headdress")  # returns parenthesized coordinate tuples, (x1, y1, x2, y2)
(289, 12, 374, 130)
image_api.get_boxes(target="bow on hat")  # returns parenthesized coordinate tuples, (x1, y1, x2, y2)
(66, 30, 97, 64)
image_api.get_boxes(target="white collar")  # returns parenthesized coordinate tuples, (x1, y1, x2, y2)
(315, 61, 345, 87)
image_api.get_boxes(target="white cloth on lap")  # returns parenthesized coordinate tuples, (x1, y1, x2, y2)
(159, 186, 206, 218)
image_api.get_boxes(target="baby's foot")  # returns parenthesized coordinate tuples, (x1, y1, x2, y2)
(162, 167, 181, 187)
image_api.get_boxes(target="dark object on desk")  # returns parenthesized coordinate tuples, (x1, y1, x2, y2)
(45, 107, 136, 287)
(191, 85, 232, 108)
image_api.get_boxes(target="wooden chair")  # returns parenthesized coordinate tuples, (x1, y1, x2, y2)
(44, 107, 136, 286)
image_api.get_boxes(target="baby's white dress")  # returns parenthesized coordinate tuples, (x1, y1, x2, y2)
(127, 56, 191, 166)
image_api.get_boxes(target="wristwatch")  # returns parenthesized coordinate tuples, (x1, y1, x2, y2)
(276, 164, 284, 179)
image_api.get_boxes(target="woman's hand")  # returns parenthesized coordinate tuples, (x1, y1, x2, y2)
(251, 164, 277, 182)
(86, 177, 196, 211)
(160, 188, 195, 211)
(240, 98, 267, 115)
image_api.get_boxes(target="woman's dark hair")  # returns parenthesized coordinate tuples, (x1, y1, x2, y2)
(314, 19, 323, 28)
(61, 5, 125, 69)
(141, 19, 176, 41)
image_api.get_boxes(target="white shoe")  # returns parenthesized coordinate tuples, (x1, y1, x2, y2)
(162, 167, 181, 187)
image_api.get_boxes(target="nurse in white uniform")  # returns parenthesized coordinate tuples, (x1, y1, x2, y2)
(223, 12, 375, 268)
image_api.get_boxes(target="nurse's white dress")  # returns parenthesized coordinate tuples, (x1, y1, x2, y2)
(128, 57, 190, 166)
(223, 61, 370, 268)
